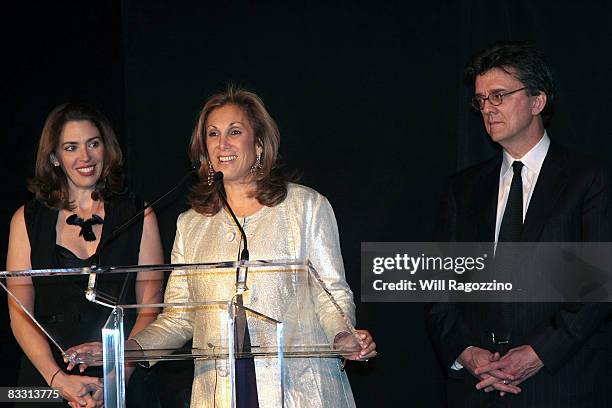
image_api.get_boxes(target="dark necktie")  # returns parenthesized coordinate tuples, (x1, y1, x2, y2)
(491, 161, 524, 350)
(498, 161, 524, 242)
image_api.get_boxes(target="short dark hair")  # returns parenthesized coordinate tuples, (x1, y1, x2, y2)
(189, 86, 294, 215)
(28, 103, 125, 209)
(464, 41, 555, 125)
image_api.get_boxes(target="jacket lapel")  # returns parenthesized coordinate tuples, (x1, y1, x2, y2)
(476, 158, 502, 242)
(522, 143, 568, 241)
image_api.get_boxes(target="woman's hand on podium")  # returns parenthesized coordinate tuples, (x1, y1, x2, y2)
(334, 329, 377, 361)
(64, 342, 103, 372)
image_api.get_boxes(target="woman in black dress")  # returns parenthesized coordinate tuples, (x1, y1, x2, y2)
(6, 103, 164, 407)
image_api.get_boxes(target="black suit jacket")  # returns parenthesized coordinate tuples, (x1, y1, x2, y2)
(427, 143, 612, 407)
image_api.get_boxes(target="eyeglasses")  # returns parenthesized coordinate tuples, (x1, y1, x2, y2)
(471, 87, 527, 111)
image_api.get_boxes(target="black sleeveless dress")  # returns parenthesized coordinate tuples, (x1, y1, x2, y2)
(17, 194, 160, 407)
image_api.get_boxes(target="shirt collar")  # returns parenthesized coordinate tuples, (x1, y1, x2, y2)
(501, 131, 550, 178)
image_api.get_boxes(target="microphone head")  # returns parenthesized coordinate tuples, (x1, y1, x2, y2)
(213, 171, 224, 183)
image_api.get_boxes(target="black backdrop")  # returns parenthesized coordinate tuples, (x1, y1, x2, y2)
(3, 1, 612, 406)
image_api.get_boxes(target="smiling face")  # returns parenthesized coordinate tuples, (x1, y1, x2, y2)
(475, 68, 546, 156)
(205, 104, 262, 185)
(55, 120, 105, 194)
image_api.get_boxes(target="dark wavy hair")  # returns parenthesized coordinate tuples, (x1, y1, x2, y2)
(27, 103, 125, 209)
(464, 41, 555, 126)
(189, 87, 293, 215)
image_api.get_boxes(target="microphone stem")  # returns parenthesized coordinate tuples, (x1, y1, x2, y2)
(215, 175, 250, 296)
(88, 163, 197, 301)
(109, 169, 195, 242)
(217, 183, 249, 261)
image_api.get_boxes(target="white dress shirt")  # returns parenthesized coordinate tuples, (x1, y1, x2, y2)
(451, 131, 550, 370)
(495, 132, 551, 243)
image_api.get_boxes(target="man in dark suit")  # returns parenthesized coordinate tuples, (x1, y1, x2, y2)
(427, 41, 612, 407)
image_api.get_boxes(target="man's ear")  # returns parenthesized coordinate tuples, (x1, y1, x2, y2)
(531, 91, 547, 116)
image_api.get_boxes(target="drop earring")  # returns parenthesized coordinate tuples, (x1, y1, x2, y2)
(50, 154, 60, 167)
(250, 152, 263, 173)
(207, 161, 216, 186)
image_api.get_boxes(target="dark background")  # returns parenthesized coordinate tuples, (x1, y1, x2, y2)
(3, 1, 612, 406)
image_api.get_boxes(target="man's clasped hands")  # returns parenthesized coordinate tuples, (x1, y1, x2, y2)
(458, 344, 544, 396)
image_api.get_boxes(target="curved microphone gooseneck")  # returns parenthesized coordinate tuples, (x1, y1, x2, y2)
(213, 171, 249, 261)
(86, 160, 201, 303)
(213, 170, 259, 408)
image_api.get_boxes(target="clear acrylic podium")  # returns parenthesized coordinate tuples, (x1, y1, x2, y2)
(1, 259, 361, 407)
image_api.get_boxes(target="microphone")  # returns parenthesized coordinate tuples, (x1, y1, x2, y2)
(213, 172, 250, 295)
(214, 175, 258, 403)
(214, 172, 249, 261)
(85, 161, 201, 302)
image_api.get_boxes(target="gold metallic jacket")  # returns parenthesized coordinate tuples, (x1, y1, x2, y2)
(134, 184, 357, 407)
